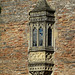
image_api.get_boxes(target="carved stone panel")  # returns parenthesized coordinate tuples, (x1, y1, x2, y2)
(29, 52, 45, 63)
(46, 52, 53, 63)
(28, 51, 54, 72)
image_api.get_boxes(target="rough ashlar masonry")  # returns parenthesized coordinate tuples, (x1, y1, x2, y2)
(0, 0, 75, 75)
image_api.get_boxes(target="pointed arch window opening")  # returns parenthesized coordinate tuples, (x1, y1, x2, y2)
(33, 27, 37, 46)
(39, 27, 43, 46)
(48, 27, 52, 46)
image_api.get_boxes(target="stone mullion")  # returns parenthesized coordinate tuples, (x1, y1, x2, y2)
(52, 25, 54, 47)
(53, 24, 56, 50)
(46, 23, 48, 47)
(29, 26, 31, 47)
(37, 23, 39, 46)
(43, 22, 46, 47)
(31, 25, 33, 47)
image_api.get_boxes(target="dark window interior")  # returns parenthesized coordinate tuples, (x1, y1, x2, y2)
(0, 7, 1, 13)
(48, 27, 52, 46)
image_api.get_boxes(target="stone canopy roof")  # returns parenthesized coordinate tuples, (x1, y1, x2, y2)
(31, 0, 55, 12)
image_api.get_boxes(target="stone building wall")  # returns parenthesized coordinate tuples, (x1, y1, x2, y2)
(50, 0, 75, 75)
(0, 0, 75, 75)
(0, 0, 33, 75)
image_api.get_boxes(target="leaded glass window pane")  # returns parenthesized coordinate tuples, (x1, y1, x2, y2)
(48, 27, 52, 46)
(33, 28, 37, 46)
(39, 28, 43, 46)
